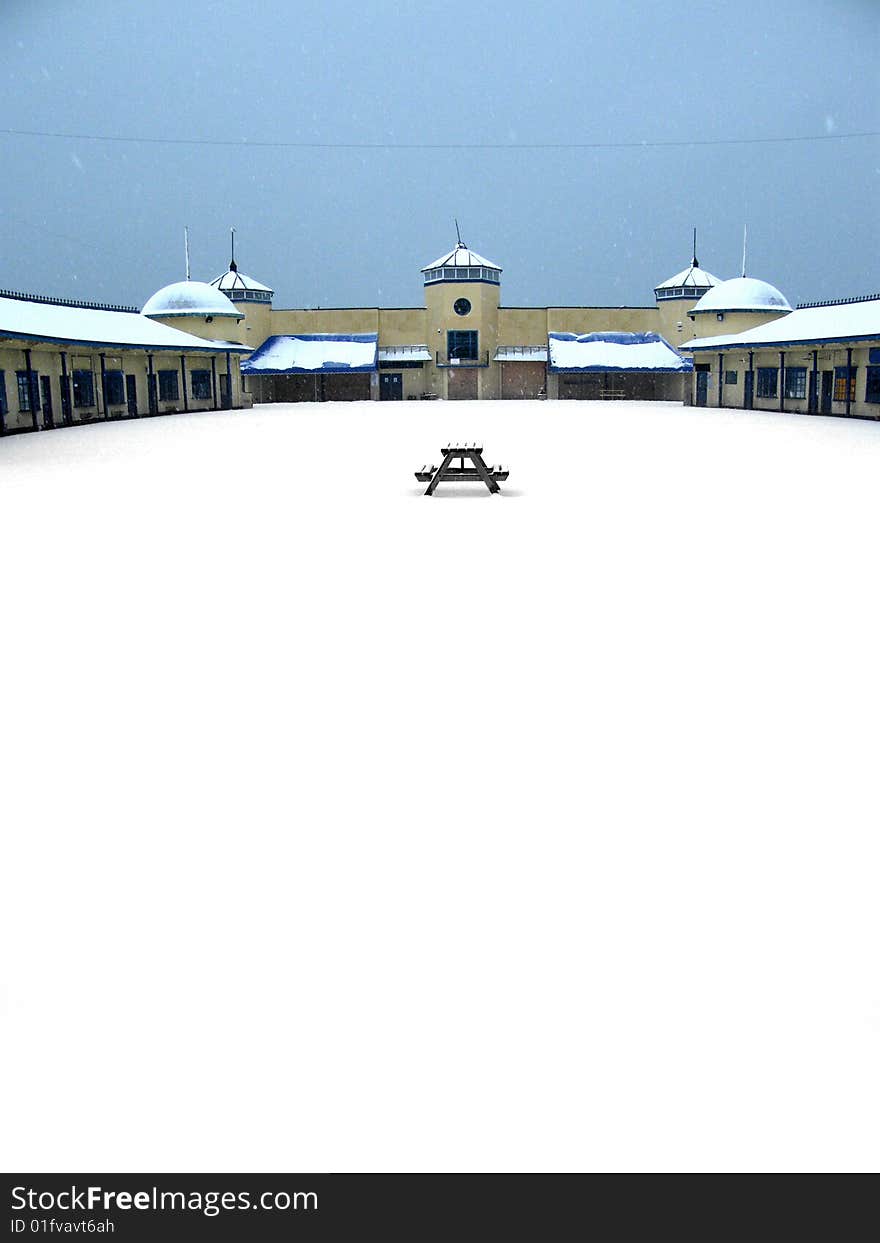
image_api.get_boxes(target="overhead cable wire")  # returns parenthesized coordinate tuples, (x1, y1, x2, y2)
(0, 127, 877, 150)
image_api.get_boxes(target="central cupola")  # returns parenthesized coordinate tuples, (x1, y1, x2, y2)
(422, 230, 501, 288)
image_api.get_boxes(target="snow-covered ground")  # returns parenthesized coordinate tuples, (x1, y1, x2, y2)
(3, 398, 879, 1173)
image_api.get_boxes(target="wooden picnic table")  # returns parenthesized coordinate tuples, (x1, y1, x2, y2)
(415, 442, 509, 495)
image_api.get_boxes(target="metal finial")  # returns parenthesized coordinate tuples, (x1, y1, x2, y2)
(741, 224, 748, 278)
(184, 226, 191, 281)
(692, 227, 699, 268)
(230, 226, 237, 272)
(454, 217, 464, 247)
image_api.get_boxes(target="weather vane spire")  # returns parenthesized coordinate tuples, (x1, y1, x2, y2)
(454, 217, 464, 247)
(230, 226, 237, 272)
(184, 226, 191, 281)
(692, 226, 699, 268)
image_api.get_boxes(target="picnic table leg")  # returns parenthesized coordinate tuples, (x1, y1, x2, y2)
(425, 450, 457, 495)
(469, 451, 500, 494)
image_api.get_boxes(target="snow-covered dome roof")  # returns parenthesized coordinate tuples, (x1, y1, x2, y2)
(142, 280, 243, 320)
(691, 276, 791, 315)
(422, 240, 501, 284)
(423, 242, 500, 271)
(209, 262, 274, 301)
(655, 261, 721, 298)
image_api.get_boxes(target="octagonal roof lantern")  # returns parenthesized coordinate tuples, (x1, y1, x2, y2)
(422, 220, 501, 286)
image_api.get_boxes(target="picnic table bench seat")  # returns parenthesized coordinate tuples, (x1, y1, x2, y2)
(414, 464, 437, 482)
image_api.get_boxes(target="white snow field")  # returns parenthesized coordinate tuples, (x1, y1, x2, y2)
(3, 398, 880, 1174)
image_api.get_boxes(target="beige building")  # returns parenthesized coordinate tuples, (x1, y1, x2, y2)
(5, 234, 878, 433)
(214, 238, 698, 404)
(685, 287, 880, 419)
(0, 281, 248, 435)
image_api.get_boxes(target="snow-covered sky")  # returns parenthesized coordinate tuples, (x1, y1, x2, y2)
(1, 0, 877, 311)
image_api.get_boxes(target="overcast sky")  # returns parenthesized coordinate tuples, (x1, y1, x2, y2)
(1, 0, 877, 311)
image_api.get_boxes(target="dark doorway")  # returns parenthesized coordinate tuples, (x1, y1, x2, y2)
(220, 373, 232, 409)
(808, 370, 818, 414)
(695, 366, 710, 407)
(821, 370, 833, 414)
(380, 373, 403, 401)
(40, 375, 53, 428)
(743, 370, 754, 409)
(126, 374, 138, 417)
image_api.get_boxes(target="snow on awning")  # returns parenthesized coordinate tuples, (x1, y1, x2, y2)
(548, 331, 692, 372)
(494, 346, 548, 362)
(378, 345, 432, 362)
(241, 333, 378, 374)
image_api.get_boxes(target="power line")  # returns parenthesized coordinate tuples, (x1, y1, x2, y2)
(0, 127, 877, 151)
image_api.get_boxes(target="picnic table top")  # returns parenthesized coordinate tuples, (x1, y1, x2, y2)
(442, 442, 483, 455)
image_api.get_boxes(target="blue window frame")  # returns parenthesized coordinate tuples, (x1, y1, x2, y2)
(756, 367, 777, 398)
(72, 369, 95, 407)
(158, 370, 179, 401)
(447, 330, 479, 361)
(865, 367, 880, 404)
(191, 369, 211, 399)
(784, 367, 807, 399)
(16, 371, 40, 412)
(105, 370, 125, 406)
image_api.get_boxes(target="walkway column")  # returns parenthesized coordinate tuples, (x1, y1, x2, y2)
(180, 355, 189, 412)
(718, 352, 724, 407)
(846, 347, 853, 418)
(60, 351, 71, 424)
(148, 354, 157, 414)
(809, 349, 818, 415)
(779, 351, 785, 414)
(99, 353, 109, 420)
(211, 356, 218, 410)
(24, 348, 38, 431)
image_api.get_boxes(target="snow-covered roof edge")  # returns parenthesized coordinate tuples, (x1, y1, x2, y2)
(686, 298, 880, 352)
(0, 295, 249, 353)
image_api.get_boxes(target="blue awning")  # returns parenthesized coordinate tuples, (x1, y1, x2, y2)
(548, 331, 692, 373)
(242, 333, 378, 375)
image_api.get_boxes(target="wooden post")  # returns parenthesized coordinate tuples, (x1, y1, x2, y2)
(180, 354, 189, 412)
(779, 351, 785, 414)
(846, 347, 853, 418)
(211, 356, 218, 410)
(718, 352, 724, 407)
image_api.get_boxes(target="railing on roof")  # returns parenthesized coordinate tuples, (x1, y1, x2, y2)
(796, 293, 880, 310)
(0, 288, 139, 313)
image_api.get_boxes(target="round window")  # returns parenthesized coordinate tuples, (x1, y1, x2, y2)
(453, 297, 472, 317)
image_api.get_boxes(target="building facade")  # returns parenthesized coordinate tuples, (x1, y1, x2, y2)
(0, 281, 248, 435)
(684, 283, 880, 420)
(211, 239, 702, 404)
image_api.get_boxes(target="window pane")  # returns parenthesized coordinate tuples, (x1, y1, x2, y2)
(756, 367, 777, 398)
(191, 369, 211, 399)
(158, 369, 179, 401)
(866, 366, 880, 404)
(105, 370, 125, 405)
(72, 369, 94, 407)
(783, 367, 806, 399)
